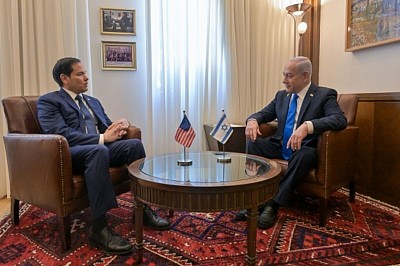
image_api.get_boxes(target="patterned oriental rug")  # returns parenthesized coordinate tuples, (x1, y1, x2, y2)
(1, 189, 400, 265)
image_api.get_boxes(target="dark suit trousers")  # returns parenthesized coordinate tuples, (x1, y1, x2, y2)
(70, 139, 145, 219)
(246, 137, 317, 206)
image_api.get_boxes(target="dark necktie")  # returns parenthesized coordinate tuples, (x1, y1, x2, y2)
(282, 93, 298, 160)
(75, 95, 97, 134)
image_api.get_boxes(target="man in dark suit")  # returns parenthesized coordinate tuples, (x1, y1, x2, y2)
(236, 56, 347, 228)
(37, 57, 170, 255)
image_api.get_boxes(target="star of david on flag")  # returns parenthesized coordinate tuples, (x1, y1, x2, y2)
(210, 111, 233, 144)
(175, 113, 196, 148)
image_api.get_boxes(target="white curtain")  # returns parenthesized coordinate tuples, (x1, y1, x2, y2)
(0, 0, 91, 197)
(224, 0, 293, 122)
(226, 0, 293, 119)
(146, 0, 292, 156)
(146, 0, 227, 155)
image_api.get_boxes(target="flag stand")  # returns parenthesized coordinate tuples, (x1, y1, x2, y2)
(178, 147, 192, 166)
(217, 144, 231, 164)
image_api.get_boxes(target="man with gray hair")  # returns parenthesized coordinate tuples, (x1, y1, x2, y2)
(236, 56, 347, 228)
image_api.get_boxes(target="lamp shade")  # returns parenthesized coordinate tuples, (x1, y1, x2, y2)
(286, 3, 311, 16)
(298, 22, 308, 35)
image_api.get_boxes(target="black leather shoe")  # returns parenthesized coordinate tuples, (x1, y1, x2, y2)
(258, 206, 276, 229)
(235, 204, 268, 221)
(143, 205, 171, 230)
(89, 226, 133, 255)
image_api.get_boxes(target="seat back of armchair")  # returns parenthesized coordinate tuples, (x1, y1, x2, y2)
(2, 96, 41, 134)
(337, 94, 358, 126)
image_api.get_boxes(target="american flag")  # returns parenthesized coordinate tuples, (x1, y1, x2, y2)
(175, 114, 196, 148)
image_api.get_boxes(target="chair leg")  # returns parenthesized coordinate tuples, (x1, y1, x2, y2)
(11, 198, 20, 225)
(58, 216, 71, 251)
(319, 198, 328, 227)
(349, 180, 356, 203)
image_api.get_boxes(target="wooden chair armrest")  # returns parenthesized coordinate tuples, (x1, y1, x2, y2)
(3, 134, 74, 206)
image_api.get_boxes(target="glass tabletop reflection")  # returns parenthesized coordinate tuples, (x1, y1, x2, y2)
(139, 152, 271, 183)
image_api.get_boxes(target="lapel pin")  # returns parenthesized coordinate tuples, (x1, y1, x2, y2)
(310, 94, 314, 97)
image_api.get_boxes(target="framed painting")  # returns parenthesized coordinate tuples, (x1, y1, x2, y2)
(100, 8, 136, 35)
(102, 41, 136, 70)
(346, 0, 400, 51)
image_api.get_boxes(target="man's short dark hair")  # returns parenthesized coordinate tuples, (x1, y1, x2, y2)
(52, 57, 81, 87)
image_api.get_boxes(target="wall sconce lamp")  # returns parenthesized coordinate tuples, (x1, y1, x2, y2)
(286, 3, 311, 57)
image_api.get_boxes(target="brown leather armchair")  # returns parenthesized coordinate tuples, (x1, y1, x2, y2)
(258, 94, 359, 226)
(2, 96, 140, 251)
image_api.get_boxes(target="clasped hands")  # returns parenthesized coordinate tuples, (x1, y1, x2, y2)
(104, 118, 130, 142)
(245, 120, 308, 151)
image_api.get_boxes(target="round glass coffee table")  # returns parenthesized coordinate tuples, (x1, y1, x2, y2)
(129, 151, 282, 264)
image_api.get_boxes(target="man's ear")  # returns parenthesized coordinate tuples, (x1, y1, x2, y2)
(60, 74, 68, 85)
(303, 71, 310, 81)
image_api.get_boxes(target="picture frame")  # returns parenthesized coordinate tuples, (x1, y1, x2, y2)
(102, 41, 136, 71)
(346, 0, 400, 52)
(100, 8, 136, 35)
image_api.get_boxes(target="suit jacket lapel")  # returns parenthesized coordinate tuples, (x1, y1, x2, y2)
(279, 92, 292, 135)
(59, 89, 86, 132)
(297, 84, 317, 126)
(83, 95, 108, 126)
(59, 88, 79, 111)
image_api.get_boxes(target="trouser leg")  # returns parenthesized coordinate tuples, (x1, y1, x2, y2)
(247, 138, 317, 207)
(107, 139, 146, 166)
(71, 144, 118, 219)
(273, 146, 317, 206)
(246, 138, 281, 159)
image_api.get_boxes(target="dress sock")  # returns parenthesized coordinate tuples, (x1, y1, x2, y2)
(92, 215, 108, 233)
(268, 200, 280, 213)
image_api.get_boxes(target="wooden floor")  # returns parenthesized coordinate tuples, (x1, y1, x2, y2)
(0, 197, 11, 218)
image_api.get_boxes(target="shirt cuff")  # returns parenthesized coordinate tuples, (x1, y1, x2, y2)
(305, 121, 314, 134)
(246, 118, 257, 124)
(99, 134, 104, 145)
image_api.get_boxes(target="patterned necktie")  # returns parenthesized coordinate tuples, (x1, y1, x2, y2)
(282, 93, 298, 160)
(75, 95, 97, 134)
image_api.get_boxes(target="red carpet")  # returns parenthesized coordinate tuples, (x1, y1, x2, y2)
(1, 189, 400, 265)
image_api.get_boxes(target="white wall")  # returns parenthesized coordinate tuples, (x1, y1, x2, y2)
(88, 0, 149, 147)
(319, 0, 400, 93)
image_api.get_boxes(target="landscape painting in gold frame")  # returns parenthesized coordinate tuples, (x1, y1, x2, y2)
(100, 8, 136, 35)
(346, 0, 400, 52)
(102, 41, 136, 71)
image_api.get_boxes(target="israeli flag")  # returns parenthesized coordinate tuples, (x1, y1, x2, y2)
(210, 112, 233, 144)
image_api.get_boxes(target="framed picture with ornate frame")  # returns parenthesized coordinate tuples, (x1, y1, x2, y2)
(102, 41, 136, 71)
(100, 7, 136, 35)
(346, 0, 400, 52)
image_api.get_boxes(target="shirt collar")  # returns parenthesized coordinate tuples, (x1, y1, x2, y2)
(297, 82, 311, 99)
(62, 87, 79, 100)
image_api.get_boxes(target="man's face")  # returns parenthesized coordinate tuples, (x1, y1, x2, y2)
(61, 62, 89, 94)
(282, 61, 307, 93)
